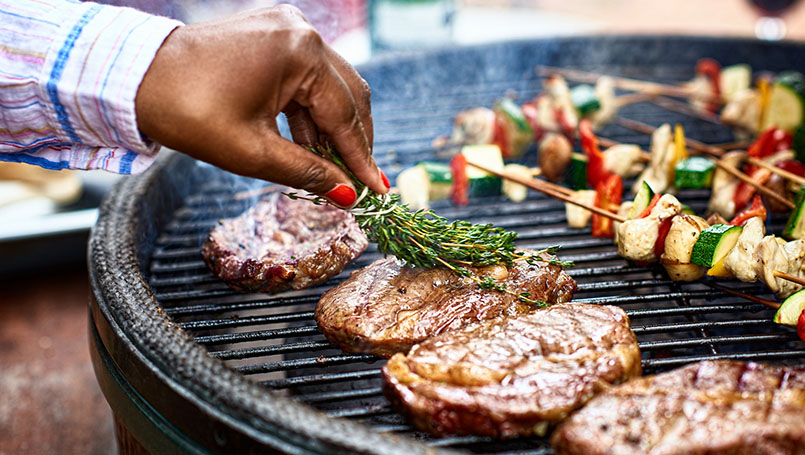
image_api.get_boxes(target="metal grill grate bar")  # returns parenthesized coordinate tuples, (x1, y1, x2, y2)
(638, 334, 798, 350)
(644, 351, 805, 368)
(326, 404, 394, 419)
(193, 325, 320, 345)
(631, 319, 774, 334)
(259, 369, 382, 389)
(233, 354, 379, 375)
(210, 340, 333, 360)
(179, 311, 315, 330)
(299, 387, 385, 404)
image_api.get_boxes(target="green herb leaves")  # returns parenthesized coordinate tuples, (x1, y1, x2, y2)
(287, 145, 573, 305)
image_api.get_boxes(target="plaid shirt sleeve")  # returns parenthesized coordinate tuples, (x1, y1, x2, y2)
(0, 0, 183, 174)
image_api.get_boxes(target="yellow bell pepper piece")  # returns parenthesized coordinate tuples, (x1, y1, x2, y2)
(668, 124, 689, 182)
(706, 255, 733, 278)
(758, 77, 770, 130)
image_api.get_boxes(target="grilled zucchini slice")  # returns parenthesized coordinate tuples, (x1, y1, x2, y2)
(691, 224, 743, 268)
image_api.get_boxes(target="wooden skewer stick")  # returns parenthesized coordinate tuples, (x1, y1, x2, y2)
(713, 157, 795, 209)
(707, 157, 795, 210)
(773, 271, 805, 287)
(748, 158, 805, 187)
(705, 282, 781, 310)
(596, 134, 656, 163)
(597, 136, 618, 148)
(713, 140, 752, 151)
(613, 92, 658, 107)
(536, 65, 724, 104)
(466, 160, 627, 223)
(649, 95, 722, 125)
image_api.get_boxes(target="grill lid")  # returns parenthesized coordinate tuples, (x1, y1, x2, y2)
(89, 35, 805, 455)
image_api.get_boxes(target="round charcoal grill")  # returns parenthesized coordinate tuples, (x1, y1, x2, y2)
(89, 36, 805, 454)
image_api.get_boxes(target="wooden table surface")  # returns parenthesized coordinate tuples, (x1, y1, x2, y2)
(0, 266, 116, 455)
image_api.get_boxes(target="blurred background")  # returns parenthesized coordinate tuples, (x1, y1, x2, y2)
(2, 1, 805, 454)
(106, 0, 805, 62)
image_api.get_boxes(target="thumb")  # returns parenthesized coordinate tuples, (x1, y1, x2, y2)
(251, 135, 359, 207)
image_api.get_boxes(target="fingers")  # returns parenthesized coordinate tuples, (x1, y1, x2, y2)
(283, 101, 319, 146)
(324, 46, 374, 148)
(251, 133, 360, 207)
(299, 57, 388, 195)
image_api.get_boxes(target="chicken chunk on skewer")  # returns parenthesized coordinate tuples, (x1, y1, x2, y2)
(724, 216, 765, 283)
(707, 151, 746, 219)
(780, 240, 805, 298)
(755, 236, 791, 296)
(633, 124, 672, 195)
(603, 144, 643, 178)
(661, 214, 709, 281)
(618, 194, 682, 262)
(720, 88, 760, 135)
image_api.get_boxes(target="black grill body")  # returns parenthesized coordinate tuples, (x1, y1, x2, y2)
(89, 36, 805, 455)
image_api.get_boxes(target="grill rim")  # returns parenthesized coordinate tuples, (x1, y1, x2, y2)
(87, 34, 805, 454)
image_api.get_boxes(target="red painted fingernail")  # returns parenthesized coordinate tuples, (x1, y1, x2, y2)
(325, 184, 357, 207)
(380, 170, 390, 189)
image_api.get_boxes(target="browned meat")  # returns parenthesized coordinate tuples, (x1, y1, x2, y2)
(315, 253, 577, 358)
(552, 360, 805, 455)
(382, 303, 641, 438)
(202, 191, 368, 293)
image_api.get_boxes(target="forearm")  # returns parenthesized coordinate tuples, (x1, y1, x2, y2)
(0, 0, 181, 174)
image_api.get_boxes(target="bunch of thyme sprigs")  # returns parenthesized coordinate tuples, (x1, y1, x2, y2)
(285, 145, 573, 306)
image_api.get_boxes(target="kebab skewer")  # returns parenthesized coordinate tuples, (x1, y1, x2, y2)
(538, 61, 805, 136)
(468, 159, 805, 339)
(613, 117, 804, 220)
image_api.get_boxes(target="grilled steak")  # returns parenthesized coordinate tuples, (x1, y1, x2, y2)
(382, 303, 641, 438)
(202, 190, 368, 293)
(552, 360, 805, 455)
(315, 254, 577, 358)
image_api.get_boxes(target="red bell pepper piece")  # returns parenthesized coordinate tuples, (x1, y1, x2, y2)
(520, 101, 544, 143)
(797, 309, 805, 343)
(748, 127, 777, 159)
(773, 128, 793, 152)
(776, 159, 805, 177)
(654, 216, 674, 258)
(733, 168, 772, 212)
(579, 119, 611, 189)
(591, 174, 623, 238)
(555, 107, 575, 140)
(491, 114, 510, 158)
(449, 153, 469, 206)
(696, 58, 721, 114)
(636, 194, 662, 219)
(729, 194, 767, 226)
(746, 127, 793, 174)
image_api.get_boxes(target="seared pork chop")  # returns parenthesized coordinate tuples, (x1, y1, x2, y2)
(203, 191, 368, 293)
(315, 254, 576, 358)
(552, 360, 805, 455)
(383, 303, 641, 438)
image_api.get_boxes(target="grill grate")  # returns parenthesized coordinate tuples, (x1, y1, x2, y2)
(147, 67, 805, 453)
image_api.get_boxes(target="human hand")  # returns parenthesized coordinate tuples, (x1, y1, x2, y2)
(135, 5, 388, 206)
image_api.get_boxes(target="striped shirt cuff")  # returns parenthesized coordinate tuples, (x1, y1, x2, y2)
(36, 1, 182, 174)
